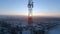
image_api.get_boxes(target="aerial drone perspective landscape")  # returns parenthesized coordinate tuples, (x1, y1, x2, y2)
(0, 0, 60, 34)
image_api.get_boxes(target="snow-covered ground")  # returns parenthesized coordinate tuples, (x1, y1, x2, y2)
(0, 16, 60, 34)
(49, 25, 60, 34)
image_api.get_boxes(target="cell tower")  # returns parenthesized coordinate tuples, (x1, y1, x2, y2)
(28, 0, 33, 25)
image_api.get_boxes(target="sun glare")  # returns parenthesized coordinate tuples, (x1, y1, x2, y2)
(19, 13, 58, 16)
(29, 14, 32, 16)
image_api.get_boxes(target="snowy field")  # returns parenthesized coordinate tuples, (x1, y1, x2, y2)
(0, 15, 60, 34)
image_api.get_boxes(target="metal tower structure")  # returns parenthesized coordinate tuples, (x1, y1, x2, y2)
(28, 0, 33, 25)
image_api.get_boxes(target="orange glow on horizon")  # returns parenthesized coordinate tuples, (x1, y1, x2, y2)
(4, 13, 60, 17)
(19, 13, 60, 17)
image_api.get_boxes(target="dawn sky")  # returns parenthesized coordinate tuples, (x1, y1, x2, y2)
(0, 0, 60, 16)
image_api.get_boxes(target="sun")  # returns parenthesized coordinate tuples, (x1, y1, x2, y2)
(29, 14, 32, 16)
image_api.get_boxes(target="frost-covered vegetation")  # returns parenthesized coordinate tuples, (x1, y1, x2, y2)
(0, 16, 60, 34)
(0, 20, 59, 34)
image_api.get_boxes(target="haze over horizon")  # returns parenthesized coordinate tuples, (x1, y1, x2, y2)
(0, 0, 60, 16)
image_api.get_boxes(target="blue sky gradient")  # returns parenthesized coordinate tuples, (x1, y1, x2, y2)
(0, 0, 60, 16)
